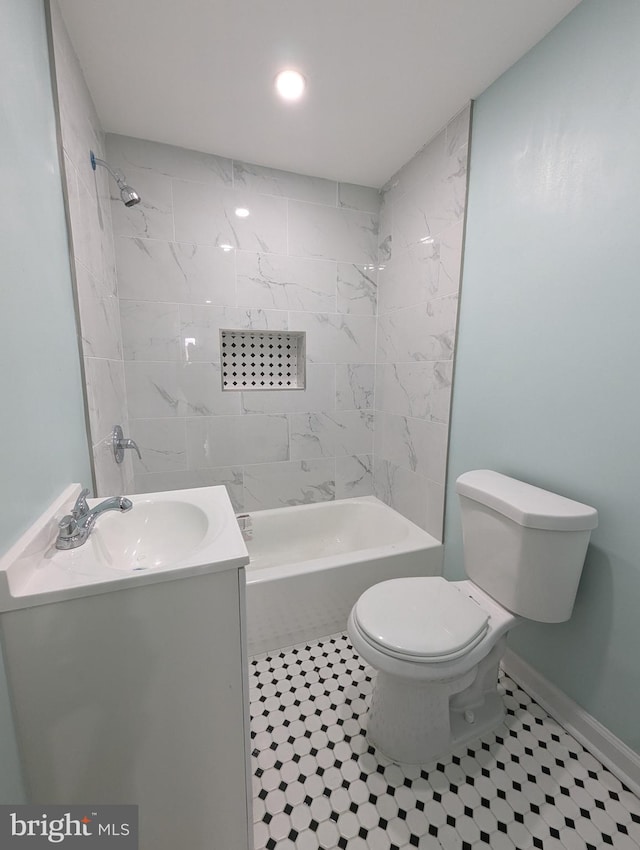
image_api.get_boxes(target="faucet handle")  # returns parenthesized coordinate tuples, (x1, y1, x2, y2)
(56, 514, 81, 548)
(72, 488, 90, 519)
(113, 425, 142, 463)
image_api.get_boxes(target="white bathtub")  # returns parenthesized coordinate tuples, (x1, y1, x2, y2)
(244, 496, 443, 655)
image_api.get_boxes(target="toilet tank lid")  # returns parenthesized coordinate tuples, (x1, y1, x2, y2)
(456, 470, 598, 531)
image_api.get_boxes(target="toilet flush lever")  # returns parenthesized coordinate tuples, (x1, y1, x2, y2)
(112, 425, 142, 464)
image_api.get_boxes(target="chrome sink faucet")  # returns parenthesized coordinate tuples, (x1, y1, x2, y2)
(55, 488, 133, 550)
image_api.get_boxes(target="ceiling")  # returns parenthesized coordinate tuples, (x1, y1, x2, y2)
(58, 0, 582, 188)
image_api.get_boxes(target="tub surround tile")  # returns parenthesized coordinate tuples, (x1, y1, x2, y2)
(120, 300, 181, 362)
(377, 238, 440, 314)
(336, 263, 377, 315)
(335, 454, 373, 499)
(130, 418, 187, 474)
(180, 305, 288, 363)
(52, 12, 129, 496)
(381, 128, 446, 208)
(243, 459, 335, 511)
(236, 252, 336, 313)
(288, 201, 378, 265)
(446, 104, 471, 155)
(377, 295, 458, 364)
(335, 364, 375, 411)
(172, 180, 288, 253)
(106, 133, 233, 187)
(78, 290, 122, 361)
(110, 167, 174, 241)
(134, 466, 244, 511)
(241, 364, 335, 415)
(107, 133, 381, 505)
(289, 411, 374, 460)
(376, 362, 453, 423)
(93, 434, 134, 497)
(233, 160, 336, 206)
(115, 238, 236, 306)
(186, 414, 289, 469)
(292, 312, 376, 365)
(124, 362, 181, 419)
(337, 182, 381, 214)
(178, 361, 241, 416)
(85, 357, 127, 443)
(375, 412, 448, 484)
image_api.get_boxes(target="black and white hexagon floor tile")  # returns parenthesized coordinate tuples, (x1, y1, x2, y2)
(249, 632, 640, 850)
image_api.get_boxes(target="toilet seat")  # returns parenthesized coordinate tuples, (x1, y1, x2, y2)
(352, 576, 490, 663)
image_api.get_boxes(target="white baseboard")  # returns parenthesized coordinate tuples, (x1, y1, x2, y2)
(502, 648, 640, 798)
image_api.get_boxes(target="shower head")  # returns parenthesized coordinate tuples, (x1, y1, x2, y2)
(90, 150, 141, 207)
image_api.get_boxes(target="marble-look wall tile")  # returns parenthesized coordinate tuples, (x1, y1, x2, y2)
(438, 220, 465, 297)
(241, 364, 335, 415)
(377, 239, 440, 314)
(446, 104, 471, 155)
(130, 418, 187, 474)
(178, 362, 241, 416)
(288, 201, 378, 265)
(374, 458, 444, 538)
(125, 362, 181, 419)
(180, 305, 288, 363)
(173, 181, 287, 253)
(236, 253, 336, 313)
(377, 295, 458, 363)
(336, 263, 377, 315)
(85, 357, 127, 443)
(373, 107, 471, 536)
(52, 8, 129, 496)
(243, 459, 335, 511)
(375, 362, 453, 423)
(133, 467, 244, 512)
(338, 183, 381, 214)
(110, 168, 174, 241)
(289, 411, 373, 460)
(78, 291, 122, 360)
(380, 129, 446, 208)
(93, 434, 134, 495)
(375, 412, 448, 484)
(106, 133, 233, 187)
(336, 454, 373, 499)
(291, 312, 376, 364)
(120, 301, 181, 361)
(233, 161, 336, 206)
(115, 238, 236, 305)
(107, 132, 380, 505)
(186, 414, 289, 468)
(335, 364, 375, 411)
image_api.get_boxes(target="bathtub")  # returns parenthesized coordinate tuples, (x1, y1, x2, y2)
(244, 496, 443, 655)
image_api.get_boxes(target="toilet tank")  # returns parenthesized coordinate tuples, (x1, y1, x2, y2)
(456, 471, 598, 623)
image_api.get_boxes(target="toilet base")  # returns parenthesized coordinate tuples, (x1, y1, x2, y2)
(365, 641, 507, 764)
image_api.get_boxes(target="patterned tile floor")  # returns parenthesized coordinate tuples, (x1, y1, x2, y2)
(249, 632, 640, 850)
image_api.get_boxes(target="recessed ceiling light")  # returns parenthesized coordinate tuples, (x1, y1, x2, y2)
(275, 69, 306, 102)
(220, 243, 234, 252)
(235, 207, 250, 218)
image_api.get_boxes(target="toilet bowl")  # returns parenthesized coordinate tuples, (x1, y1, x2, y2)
(348, 470, 598, 765)
(348, 577, 520, 763)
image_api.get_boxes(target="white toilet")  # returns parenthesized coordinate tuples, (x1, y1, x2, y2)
(348, 470, 598, 764)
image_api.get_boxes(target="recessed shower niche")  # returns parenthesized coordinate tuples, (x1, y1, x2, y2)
(220, 329, 306, 391)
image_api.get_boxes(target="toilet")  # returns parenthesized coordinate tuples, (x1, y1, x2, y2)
(348, 470, 598, 764)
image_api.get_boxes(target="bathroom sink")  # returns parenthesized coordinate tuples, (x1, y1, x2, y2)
(0, 485, 249, 610)
(90, 499, 214, 572)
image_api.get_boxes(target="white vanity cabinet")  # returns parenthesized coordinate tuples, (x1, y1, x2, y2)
(0, 485, 253, 850)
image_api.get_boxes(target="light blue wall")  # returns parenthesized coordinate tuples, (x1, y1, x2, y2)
(444, 0, 640, 753)
(0, 0, 91, 553)
(0, 0, 92, 800)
